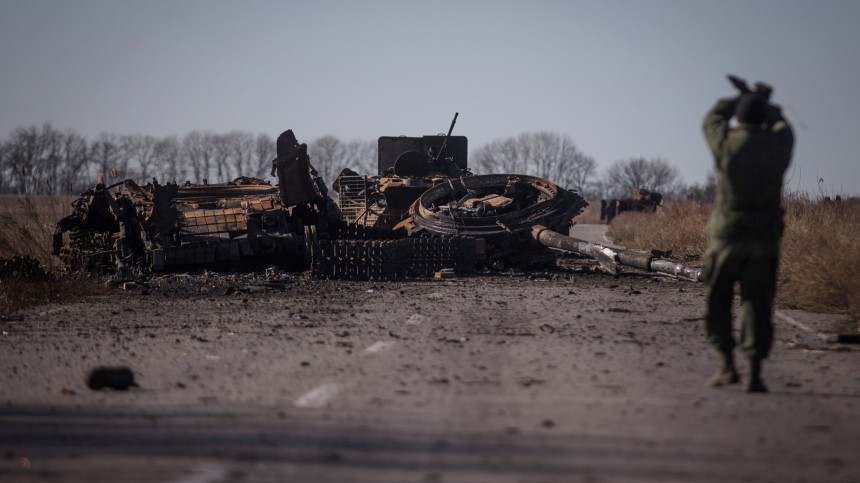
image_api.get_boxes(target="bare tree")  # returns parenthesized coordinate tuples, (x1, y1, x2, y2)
(540, 134, 597, 194)
(0, 140, 9, 193)
(679, 169, 718, 202)
(471, 132, 596, 193)
(60, 130, 89, 194)
(123, 134, 159, 183)
(211, 133, 234, 182)
(603, 157, 679, 198)
(253, 133, 274, 179)
(90, 132, 122, 185)
(228, 131, 255, 181)
(343, 139, 377, 175)
(34, 124, 64, 194)
(153, 136, 183, 184)
(309, 135, 346, 186)
(473, 135, 530, 174)
(0, 124, 94, 194)
(5, 125, 40, 193)
(182, 131, 216, 183)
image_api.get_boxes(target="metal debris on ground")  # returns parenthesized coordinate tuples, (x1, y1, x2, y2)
(0, 256, 50, 281)
(434, 268, 456, 279)
(87, 367, 138, 390)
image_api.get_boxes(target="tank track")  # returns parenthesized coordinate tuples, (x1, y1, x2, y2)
(330, 220, 403, 240)
(312, 236, 476, 281)
(408, 236, 476, 277)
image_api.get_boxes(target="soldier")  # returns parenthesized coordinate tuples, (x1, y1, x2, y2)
(701, 83, 794, 393)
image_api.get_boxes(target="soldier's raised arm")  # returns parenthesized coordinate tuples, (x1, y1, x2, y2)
(702, 97, 737, 169)
(766, 104, 795, 160)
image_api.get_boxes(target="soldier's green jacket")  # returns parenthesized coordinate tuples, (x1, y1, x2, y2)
(702, 98, 794, 243)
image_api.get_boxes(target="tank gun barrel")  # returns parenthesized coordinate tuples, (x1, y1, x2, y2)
(530, 225, 703, 281)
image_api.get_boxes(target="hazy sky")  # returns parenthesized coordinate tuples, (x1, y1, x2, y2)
(2, 0, 859, 194)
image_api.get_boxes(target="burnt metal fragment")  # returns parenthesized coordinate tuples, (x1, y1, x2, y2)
(87, 367, 138, 390)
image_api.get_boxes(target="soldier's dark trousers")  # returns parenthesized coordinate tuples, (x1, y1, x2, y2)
(704, 239, 780, 360)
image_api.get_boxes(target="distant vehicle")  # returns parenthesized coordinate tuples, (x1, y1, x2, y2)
(600, 188, 663, 223)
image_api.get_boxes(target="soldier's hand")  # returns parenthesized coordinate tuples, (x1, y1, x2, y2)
(765, 103, 784, 127)
(753, 82, 773, 101)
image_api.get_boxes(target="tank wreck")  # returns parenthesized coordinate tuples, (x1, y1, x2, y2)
(53, 116, 703, 282)
(53, 129, 339, 276)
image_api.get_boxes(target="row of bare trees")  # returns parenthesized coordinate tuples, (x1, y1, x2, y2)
(0, 123, 277, 194)
(0, 123, 710, 201)
(470, 132, 704, 200)
(0, 123, 381, 195)
(472, 132, 598, 195)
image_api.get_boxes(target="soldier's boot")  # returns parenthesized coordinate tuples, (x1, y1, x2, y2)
(707, 352, 740, 387)
(746, 357, 768, 393)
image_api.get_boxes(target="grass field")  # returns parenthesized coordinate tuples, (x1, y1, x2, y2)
(607, 197, 860, 323)
(573, 200, 602, 225)
(0, 194, 73, 268)
(0, 194, 106, 315)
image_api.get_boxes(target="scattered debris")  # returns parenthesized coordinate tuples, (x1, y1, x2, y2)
(441, 337, 467, 344)
(823, 334, 860, 344)
(87, 367, 138, 390)
(0, 256, 50, 281)
(519, 377, 546, 387)
(434, 268, 456, 279)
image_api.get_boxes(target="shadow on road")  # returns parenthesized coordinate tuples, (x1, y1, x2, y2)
(0, 403, 760, 482)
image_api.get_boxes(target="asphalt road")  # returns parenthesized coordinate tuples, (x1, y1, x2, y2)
(569, 223, 623, 249)
(1, 247, 858, 482)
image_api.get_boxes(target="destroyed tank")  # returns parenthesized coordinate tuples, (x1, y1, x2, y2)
(318, 135, 475, 279)
(321, 113, 591, 278)
(325, 114, 700, 280)
(54, 122, 702, 282)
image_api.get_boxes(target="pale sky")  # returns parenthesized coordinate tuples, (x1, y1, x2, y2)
(2, 0, 859, 194)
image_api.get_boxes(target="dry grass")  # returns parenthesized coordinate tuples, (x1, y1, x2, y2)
(0, 275, 106, 316)
(779, 195, 860, 319)
(607, 201, 711, 260)
(607, 198, 860, 322)
(0, 194, 106, 316)
(573, 201, 602, 225)
(0, 194, 73, 269)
